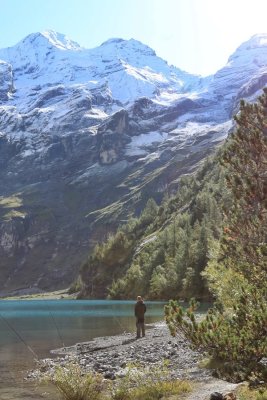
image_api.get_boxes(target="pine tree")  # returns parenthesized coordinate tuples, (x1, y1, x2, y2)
(220, 90, 267, 287)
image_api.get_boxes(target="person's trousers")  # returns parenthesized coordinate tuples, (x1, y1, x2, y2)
(136, 319, 145, 338)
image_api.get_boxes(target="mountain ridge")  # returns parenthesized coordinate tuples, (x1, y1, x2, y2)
(0, 31, 201, 107)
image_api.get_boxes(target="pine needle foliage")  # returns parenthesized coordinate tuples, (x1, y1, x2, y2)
(219, 91, 267, 287)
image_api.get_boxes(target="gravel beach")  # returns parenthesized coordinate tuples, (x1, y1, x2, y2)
(28, 321, 239, 399)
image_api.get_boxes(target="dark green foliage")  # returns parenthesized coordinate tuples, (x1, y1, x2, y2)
(165, 89, 267, 382)
(77, 200, 160, 298)
(78, 229, 134, 298)
(220, 91, 267, 287)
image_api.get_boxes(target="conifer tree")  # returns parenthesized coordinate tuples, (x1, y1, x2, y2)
(220, 89, 267, 287)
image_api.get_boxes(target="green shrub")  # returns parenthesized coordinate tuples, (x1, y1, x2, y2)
(45, 362, 107, 400)
(165, 293, 267, 382)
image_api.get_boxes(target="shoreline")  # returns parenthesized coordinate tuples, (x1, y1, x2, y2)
(0, 289, 75, 300)
(28, 321, 240, 399)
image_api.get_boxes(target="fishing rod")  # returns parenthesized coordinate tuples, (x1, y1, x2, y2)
(49, 310, 65, 348)
(0, 313, 38, 361)
(112, 312, 129, 335)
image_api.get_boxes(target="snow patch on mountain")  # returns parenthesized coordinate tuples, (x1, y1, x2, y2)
(125, 131, 168, 156)
(169, 120, 232, 141)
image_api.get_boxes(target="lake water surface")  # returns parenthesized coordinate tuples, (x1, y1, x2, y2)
(0, 299, 166, 399)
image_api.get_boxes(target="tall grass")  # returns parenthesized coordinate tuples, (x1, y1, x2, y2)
(45, 363, 107, 400)
(111, 361, 191, 400)
(237, 384, 267, 400)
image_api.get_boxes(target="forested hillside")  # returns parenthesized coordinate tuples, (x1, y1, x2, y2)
(76, 89, 266, 301)
(76, 158, 226, 300)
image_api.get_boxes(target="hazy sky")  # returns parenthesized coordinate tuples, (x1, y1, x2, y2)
(1, 0, 267, 76)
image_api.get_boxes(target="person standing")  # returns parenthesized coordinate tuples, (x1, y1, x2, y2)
(135, 296, 146, 338)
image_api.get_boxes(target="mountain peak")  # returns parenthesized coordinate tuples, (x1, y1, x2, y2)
(100, 38, 125, 46)
(41, 30, 81, 50)
(99, 37, 156, 58)
(19, 30, 81, 51)
(225, 32, 267, 68)
(247, 33, 267, 46)
(235, 33, 267, 52)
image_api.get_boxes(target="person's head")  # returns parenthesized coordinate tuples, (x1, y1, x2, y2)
(137, 295, 142, 301)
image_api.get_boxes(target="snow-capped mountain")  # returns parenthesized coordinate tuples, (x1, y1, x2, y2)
(0, 31, 266, 296)
(210, 33, 267, 113)
(0, 30, 200, 106)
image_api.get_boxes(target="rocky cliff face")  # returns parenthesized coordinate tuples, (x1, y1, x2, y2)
(0, 31, 267, 296)
(0, 60, 14, 101)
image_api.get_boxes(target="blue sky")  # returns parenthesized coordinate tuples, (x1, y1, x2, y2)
(1, 0, 267, 76)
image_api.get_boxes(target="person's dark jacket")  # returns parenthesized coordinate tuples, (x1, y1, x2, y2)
(135, 300, 146, 322)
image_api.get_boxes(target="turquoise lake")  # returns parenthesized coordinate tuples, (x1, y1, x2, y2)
(0, 299, 166, 399)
